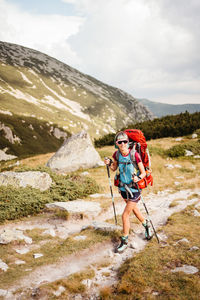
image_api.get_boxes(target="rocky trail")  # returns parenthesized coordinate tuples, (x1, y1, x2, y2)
(0, 188, 200, 299)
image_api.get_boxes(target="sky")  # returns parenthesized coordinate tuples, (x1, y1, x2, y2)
(0, 0, 200, 105)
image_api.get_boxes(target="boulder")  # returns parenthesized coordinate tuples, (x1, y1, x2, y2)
(46, 131, 103, 172)
(0, 171, 52, 191)
(46, 200, 101, 217)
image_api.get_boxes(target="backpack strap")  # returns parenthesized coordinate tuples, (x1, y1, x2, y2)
(130, 147, 139, 170)
(146, 148, 151, 168)
(115, 149, 120, 164)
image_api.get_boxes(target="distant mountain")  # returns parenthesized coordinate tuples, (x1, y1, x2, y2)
(0, 41, 153, 141)
(137, 98, 200, 118)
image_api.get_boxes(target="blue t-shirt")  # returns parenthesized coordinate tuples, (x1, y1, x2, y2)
(113, 150, 141, 192)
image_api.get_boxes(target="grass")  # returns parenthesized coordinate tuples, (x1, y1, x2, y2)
(100, 204, 200, 300)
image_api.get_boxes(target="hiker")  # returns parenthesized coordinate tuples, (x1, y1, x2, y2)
(104, 131, 152, 252)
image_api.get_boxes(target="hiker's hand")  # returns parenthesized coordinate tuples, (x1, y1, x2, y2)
(133, 175, 141, 183)
(104, 157, 112, 165)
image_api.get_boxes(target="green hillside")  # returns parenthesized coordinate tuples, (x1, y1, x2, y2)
(0, 41, 153, 139)
(0, 112, 69, 159)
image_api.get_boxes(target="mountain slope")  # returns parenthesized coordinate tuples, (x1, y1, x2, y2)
(137, 98, 200, 118)
(0, 41, 153, 139)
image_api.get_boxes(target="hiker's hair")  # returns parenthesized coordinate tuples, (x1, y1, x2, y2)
(115, 131, 129, 142)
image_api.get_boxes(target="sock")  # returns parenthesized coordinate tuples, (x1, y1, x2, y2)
(122, 235, 128, 240)
(142, 220, 147, 227)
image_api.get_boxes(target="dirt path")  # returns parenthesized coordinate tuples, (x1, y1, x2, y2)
(1, 188, 199, 299)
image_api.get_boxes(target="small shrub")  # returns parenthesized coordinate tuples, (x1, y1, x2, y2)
(0, 167, 100, 223)
(166, 140, 200, 157)
(0, 186, 49, 223)
(166, 145, 185, 157)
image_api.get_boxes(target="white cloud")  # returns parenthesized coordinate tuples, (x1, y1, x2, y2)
(0, 0, 84, 66)
(0, 0, 200, 104)
(67, 0, 200, 104)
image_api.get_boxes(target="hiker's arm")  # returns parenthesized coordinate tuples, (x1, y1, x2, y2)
(133, 161, 146, 182)
(104, 158, 118, 171)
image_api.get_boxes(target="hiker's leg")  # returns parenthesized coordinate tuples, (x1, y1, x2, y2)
(122, 201, 136, 236)
(132, 202, 145, 223)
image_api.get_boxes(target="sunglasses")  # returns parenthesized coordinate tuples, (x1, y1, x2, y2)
(117, 140, 128, 145)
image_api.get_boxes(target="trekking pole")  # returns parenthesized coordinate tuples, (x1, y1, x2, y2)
(105, 158, 117, 225)
(136, 183, 160, 243)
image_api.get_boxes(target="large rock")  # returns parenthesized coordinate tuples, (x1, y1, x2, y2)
(46, 200, 101, 217)
(46, 131, 103, 172)
(0, 171, 52, 191)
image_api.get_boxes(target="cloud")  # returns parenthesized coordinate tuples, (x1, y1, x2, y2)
(69, 0, 200, 104)
(0, 0, 84, 66)
(0, 0, 199, 104)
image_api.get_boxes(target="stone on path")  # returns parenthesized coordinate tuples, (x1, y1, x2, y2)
(53, 286, 66, 297)
(91, 221, 121, 232)
(0, 228, 32, 244)
(73, 235, 87, 241)
(15, 247, 30, 255)
(175, 238, 189, 245)
(0, 259, 8, 271)
(42, 228, 56, 237)
(46, 200, 101, 217)
(193, 209, 200, 217)
(33, 253, 43, 259)
(0, 289, 13, 299)
(15, 259, 26, 265)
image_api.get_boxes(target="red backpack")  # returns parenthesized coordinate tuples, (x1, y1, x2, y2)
(124, 129, 150, 169)
(123, 129, 153, 189)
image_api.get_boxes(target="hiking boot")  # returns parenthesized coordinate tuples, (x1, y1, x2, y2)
(116, 236, 128, 253)
(143, 220, 153, 240)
